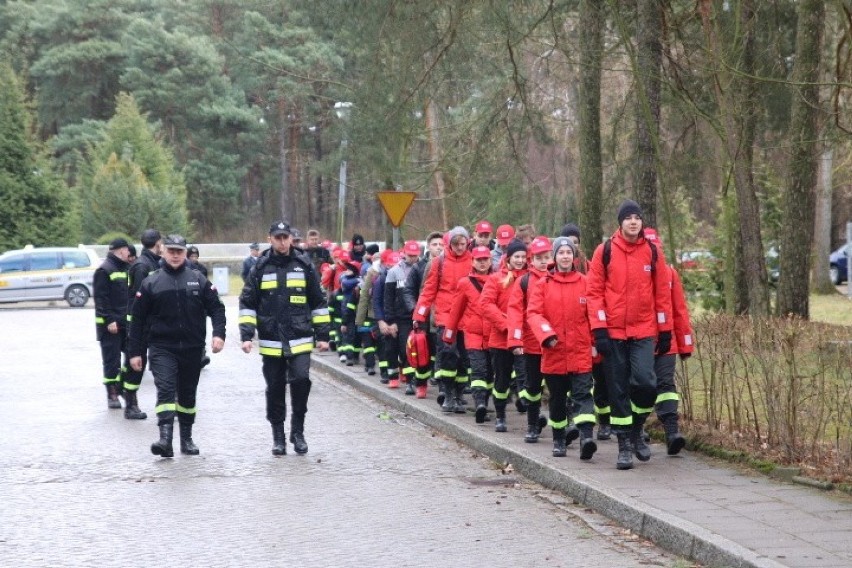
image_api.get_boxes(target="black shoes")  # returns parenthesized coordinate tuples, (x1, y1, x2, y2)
(290, 432, 308, 455)
(271, 423, 287, 456)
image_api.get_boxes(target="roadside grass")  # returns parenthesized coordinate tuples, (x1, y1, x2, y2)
(809, 290, 852, 326)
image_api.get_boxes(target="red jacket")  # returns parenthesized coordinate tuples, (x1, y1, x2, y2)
(668, 266, 694, 356)
(586, 231, 673, 340)
(506, 266, 549, 354)
(480, 267, 527, 350)
(442, 272, 490, 350)
(414, 248, 473, 327)
(527, 270, 593, 374)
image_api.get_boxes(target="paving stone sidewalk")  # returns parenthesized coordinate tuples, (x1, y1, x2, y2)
(313, 353, 852, 568)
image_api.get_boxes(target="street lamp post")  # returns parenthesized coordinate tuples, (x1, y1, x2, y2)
(334, 102, 352, 246)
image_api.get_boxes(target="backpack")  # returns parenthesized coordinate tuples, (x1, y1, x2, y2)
(406, 328, 431, 368)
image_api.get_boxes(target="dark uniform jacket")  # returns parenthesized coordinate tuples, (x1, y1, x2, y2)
(128, 263, 226, 357)
(238, 248, 331, 357)
(94, 252, 129, 340)
(128, 249, 161, 298)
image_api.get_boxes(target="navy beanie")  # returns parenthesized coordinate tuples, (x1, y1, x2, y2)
(504, 238, 527, 260)
(617, 200, 643, 224)
(560, 223, 581, 240)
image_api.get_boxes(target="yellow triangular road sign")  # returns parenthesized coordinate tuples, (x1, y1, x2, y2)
(376, 191, 417, 227)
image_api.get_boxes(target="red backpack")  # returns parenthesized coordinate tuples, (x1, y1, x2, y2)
(406, 328, 431, 369)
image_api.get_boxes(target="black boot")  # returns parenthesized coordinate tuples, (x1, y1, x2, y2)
(524, 405, 540, 443)
(453, 383, 467, 414)
(597, 423, 612, 441)
(106, 384, 122, 409)
(474, 389, 488, 424)
(616, 432, 634, 470)
(494, 407, 507, 432)
(123, 390, 147, 420)
(579, 425, 597, 461)
(271, 423, 287, 455)
(441, 379, 457, 413)
(514, 394, 528, 414)
(631, 422, 651, 462)
(566, 424, 580, 446)
(552, 428, 567, 457)
(404, 376, 416, 396)
(151, 422, 174, 458)
(179, 422, 199, 455)
(664, 418, 686, 455)
(290, 432, 308, 455)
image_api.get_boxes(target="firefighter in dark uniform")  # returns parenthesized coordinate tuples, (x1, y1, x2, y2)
(239, 221, 331, 456)
(123, 228, 163, 420)
(94, 238, 132, 409)
(128, 235, 226, 458)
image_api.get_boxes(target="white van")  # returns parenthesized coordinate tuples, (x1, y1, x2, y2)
(0, 245, 101, 307)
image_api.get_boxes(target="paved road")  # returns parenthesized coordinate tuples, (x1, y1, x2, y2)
(0, 299, 684, 567)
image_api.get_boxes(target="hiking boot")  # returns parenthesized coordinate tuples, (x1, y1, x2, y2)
(415, 385, 428, 399)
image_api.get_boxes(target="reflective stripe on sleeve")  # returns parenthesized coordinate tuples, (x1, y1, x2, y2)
(289, 337, 314, 354)
(311, 308, 331, 324)
(259, 339, 283, 357)
(239, 309, 258, 325)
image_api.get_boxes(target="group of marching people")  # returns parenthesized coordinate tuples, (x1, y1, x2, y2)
(318, 199, 694, 470)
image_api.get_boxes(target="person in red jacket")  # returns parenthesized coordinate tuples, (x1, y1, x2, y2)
(413, 226, 473, 413)
(586, 200, 673, 470)
(442, 245, 494, 422)
(480, 238, 528, 432)
(507, 236, 552, 442)
(644, 228, 694, 455)
(527, 236, 597, 459)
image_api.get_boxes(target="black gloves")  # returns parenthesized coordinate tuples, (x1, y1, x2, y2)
(656, 331, 672, 355)
(593, 328, 612, 356)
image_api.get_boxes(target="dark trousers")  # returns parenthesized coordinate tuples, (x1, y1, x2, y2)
(512, 353, 527, 394)
(148, 346, 203, 426)
(490, 348, 514, 410)
(654, 353, 678, 424)
(359, 325, 377, 369)
(600, 337, 657, 431)
(469, 348, 493, 393)
(123, 350, 146, 392)
(592, 362, 609, 424)
(522, 353, 543, 404)
(262, 353, 312, 433)
(435, 327, 469, 386)
(385, 320, 415, 380)
(99, 330, 125, 386)
(544, 372, 594, 433)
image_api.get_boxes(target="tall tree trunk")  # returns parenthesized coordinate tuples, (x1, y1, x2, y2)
(288, 109, 300, 226)
(277, 98, 290, 222)
(777, 0, 825, 317)
(811, 145, 835, 293)
(425, 98, 449, 231)
(700, 0, 768, 315)
(633, 0, 662, 228)
(578, 0, 605, 255)
(311, 122, 323, 229)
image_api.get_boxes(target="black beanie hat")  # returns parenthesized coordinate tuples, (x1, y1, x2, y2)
(617, 199, 643, 224)
(365, 243, 380, 255)
(560, 223, 581, 240)
(504, 238, 527, 260)
(351, 234, 365, 246)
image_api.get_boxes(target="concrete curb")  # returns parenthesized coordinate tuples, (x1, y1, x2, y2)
(313, 354, 787, 568)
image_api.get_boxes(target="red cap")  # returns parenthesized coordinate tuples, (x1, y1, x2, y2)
(403, 240, 421, 256)
(475, 220, 493, 234)
(338, 250, 351, 263)
(471, 245, 491, 260)
(528, 236, 551, 256)
(644, 227, 662, 247)
(389, 251, 401, 264)
(495, 224, 515, 246)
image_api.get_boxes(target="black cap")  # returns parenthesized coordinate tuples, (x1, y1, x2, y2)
(127, 243, 137, 257)
(269, 221, 291, 237)
(617, 199, 643, 224)
(365, 243, 380, 255)
(163, 234, 187, 250)
(560, 223, 581, 240)
(108, 238, 130, 251)
(291, 228, 302, 240)
(505, 238, 527, 259)
(249, 242, 260, 250)
(351, 234, 365, 246)
(187, 245, 199, 256)
(141, 229, 162, 248)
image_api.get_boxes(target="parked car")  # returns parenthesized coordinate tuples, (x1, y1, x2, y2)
(0, 245, 101, 307)
(829, 244, 849, 285)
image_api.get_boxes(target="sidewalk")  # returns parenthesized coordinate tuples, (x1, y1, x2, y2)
(313, 353, 852, 568)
